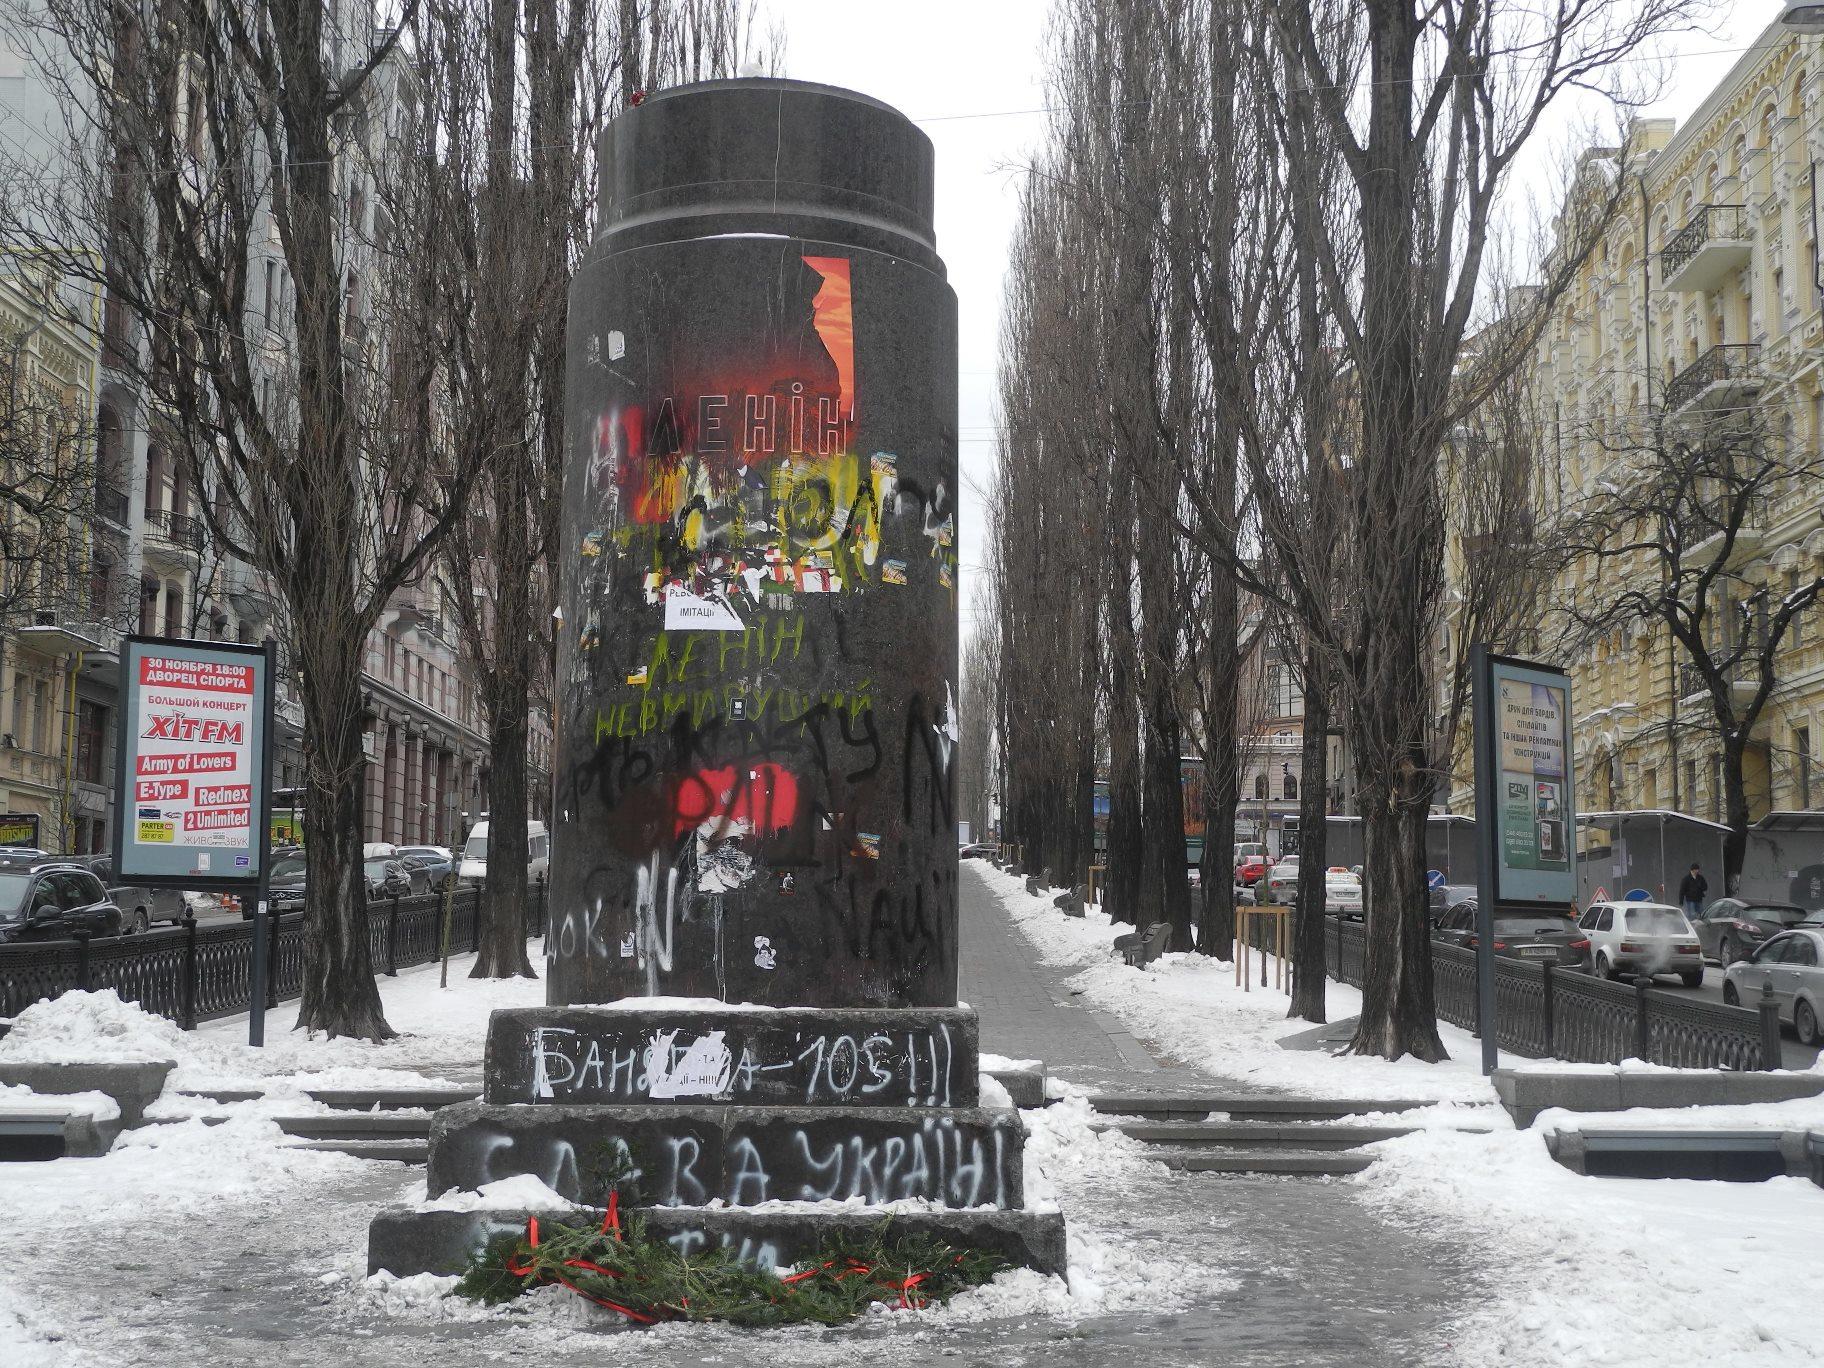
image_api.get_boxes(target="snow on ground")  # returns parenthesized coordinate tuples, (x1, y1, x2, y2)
(0, 952, 546, 1093)
(0, 958, 539, 1240)
(1368, 1125, 1824, 1367)
(982, 862, 1498, 1103)
(980, 864, 1824, 1366)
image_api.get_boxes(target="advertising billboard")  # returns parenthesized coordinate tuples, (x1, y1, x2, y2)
(1480, 654, 1577, 905)
(0, 813, 41, 848)
(112, 638, 273, 887)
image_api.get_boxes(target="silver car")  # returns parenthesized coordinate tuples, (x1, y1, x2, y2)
(1723, 928, 1824, 1046)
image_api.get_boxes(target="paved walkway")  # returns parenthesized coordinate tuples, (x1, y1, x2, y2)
(959, 862, 1205, 1091)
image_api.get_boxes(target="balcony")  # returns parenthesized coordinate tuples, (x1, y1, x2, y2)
(1665, 343, 1762, 416)
(1660, 206, 1751, 292)
(143, 506, 205, 572)
(1679, 661, 1760, 711)
(93, 480, 128, 527)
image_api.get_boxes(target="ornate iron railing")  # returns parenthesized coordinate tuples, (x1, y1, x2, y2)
(1320, 914, 1771, 1069)
(1665, 342, 1761, 414)
(0, 879, 548, 1027)
(1660, 204, 1746, 282)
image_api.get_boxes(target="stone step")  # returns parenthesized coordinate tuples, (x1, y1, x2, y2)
(289, 1137, 429, 1165)
(275, 1114, 433, 1141)
(1151, 1147, 1376, 1176)
(178, 1085, 477, 1111)
(1106, 1120, 1419, 1150)
(309, 1086, 477, 1112)
(1087, 1093, 1429, 1122)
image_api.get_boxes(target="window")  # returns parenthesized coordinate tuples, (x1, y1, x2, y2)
(1712, 754, 1724, 822)
(1797, 727, 1814, 810)
(1595, 907, 1614, 932)
(1253, 772, 1268, 802)
(31, 680, 48, 753)
(76, 700, 106, 784)
(1283, 769, 1299, 801)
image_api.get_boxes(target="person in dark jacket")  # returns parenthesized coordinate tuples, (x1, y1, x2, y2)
(1678, 863, 1708, 919)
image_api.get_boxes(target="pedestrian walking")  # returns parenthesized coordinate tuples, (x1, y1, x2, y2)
(1677, 862, 1708, 919)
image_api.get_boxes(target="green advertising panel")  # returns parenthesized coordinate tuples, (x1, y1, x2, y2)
(1490, 657, 1575, 904)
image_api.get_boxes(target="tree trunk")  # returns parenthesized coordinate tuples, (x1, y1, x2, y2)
(1104, 475, 1143, 926)
(1290, 637, 1329, 1023)
(1721, 734, 1750, 894)
(1348, 784, 1445, 1060)
(1197, 702, 1239, 960)
(294, 637, 392, 1039)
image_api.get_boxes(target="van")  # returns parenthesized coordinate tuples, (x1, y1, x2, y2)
(458, 818, 549, 886)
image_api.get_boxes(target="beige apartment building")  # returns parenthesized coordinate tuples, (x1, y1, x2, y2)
(1525, 17, 1824, 826)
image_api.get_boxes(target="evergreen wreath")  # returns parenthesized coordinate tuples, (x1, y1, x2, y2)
(456, 1193, 1010, 1328)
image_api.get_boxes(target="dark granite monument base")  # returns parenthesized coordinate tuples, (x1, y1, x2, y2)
(428, 1098, 1024, 1210)
(368, 1202, 1068, 1280)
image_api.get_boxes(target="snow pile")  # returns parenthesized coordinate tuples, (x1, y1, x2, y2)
(977, 1072, 1015, 1108)
(416, 1174, 579, 1214)
(978, 862, 1497, 1105)
(979, 1052, 1042, 1072)
(0, 1081, 119, 1123)
(1367, 1125, 1824, 1367)
(0, 989, 198, 1067)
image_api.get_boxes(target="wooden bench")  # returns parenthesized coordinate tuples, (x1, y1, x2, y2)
(1114, 921, 1171, 968)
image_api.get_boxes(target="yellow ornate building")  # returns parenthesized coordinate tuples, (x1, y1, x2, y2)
(1522, 17, 1824, 826)
(0, 250, 106, 852)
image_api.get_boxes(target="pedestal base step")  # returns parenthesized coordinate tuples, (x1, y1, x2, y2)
(429, 1100, 1025, 1211)
(485, 1007, 979, 1109)
(369, 1203, 1067, 1280)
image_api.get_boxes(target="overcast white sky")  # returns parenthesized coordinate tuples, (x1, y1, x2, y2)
(769, 0, 1792, 639)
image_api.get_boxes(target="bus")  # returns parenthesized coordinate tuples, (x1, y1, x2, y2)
(1092, 757, 1206, 869)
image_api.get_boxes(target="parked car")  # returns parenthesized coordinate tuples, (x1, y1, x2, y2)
(1428, 883, 1478, 926)
(1576, 900, 1704, 986)
(1235, 854, 1268, 887)
(960, 843, 996, 860)
(1691, 898, 1813, 965)
(398, 849, 454, 891)
(458, 819, 550, 886)
(364, 857, 415, 900)
(73, 855, 188, 934)
(1233, 842, 1268, 867)
(1324, 869, 1364, 919)
(1234, 881, 1257, 906)
(266, 849, 307, 915)
(1264, 857, 1300, 905)
(1722, 928, 1824, 1045)
(0, 855, 123, 943)
(1434, 899, 1590, 969)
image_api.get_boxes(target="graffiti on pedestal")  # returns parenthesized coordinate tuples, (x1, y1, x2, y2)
(555, 245, 959, 1005)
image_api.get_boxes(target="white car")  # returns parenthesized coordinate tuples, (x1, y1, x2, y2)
(1324, 870, 1364, 919)
(1722, 928, 1823, 1046)
(1265, 857, 1300, 904)
(1575, 900, 1704, 987)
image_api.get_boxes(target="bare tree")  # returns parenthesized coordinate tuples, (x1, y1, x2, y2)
(0, 0, 498, 1038)
(0, 314, 97, 635)
(1268, 0, 1712, 1060)
(1559, 391, 1822, 888)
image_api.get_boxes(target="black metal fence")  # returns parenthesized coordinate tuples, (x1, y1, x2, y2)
(0, 879, 549, 1028)
(1322, 916, 1777, 1070)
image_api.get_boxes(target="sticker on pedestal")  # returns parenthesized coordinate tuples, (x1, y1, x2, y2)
(753, 936, 777, 970)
